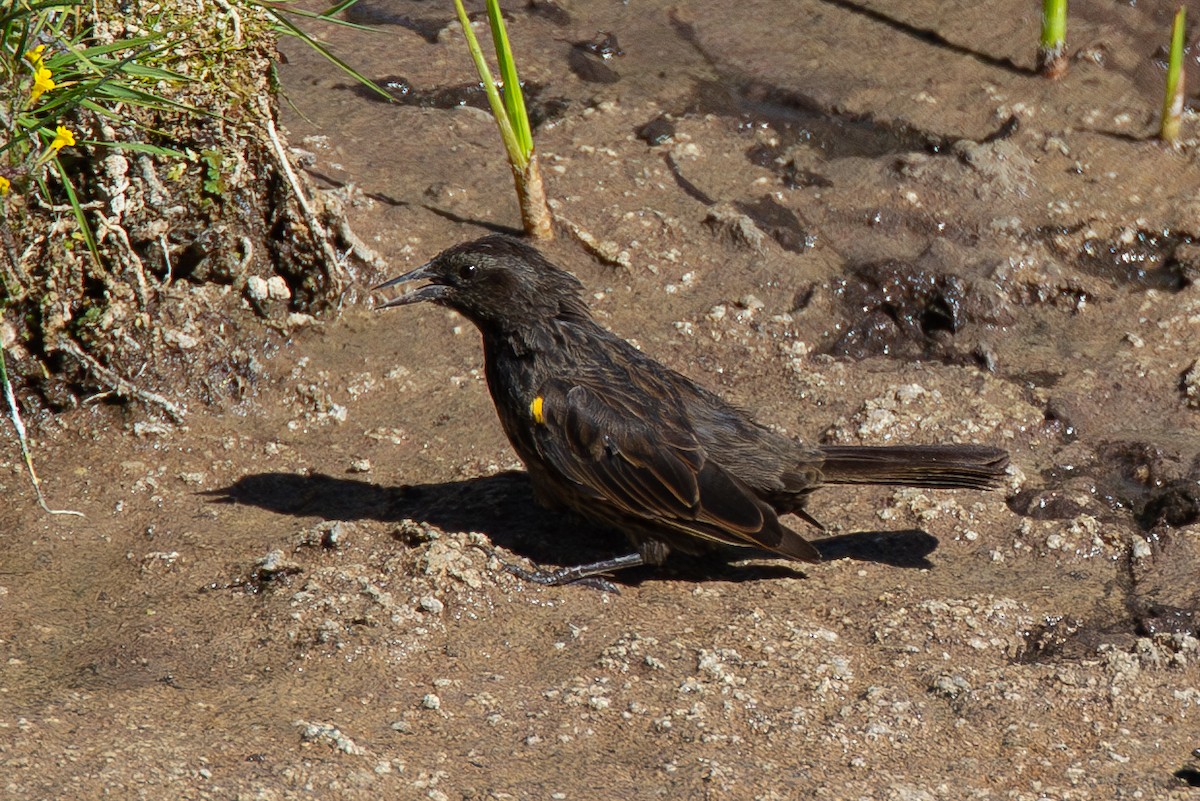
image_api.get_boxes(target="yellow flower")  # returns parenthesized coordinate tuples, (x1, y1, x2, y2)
(24, 45, 46, 67)
(50, 125, 75, 151)
(0, 176, 10, 195)
(30, 66, 56, 102)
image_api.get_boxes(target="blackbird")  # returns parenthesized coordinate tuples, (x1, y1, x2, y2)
(375, 235, 1008, 585)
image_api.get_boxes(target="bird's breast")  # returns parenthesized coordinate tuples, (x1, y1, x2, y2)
(481, 340, 556, 460)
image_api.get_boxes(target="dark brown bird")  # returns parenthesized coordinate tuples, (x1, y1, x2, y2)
(375, 235, 1008, 585)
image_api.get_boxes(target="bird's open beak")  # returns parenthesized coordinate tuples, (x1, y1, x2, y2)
(372, 262, 449, 309)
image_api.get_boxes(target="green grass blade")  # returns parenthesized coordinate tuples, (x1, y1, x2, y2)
(50, 158, 102, 269)
(317, 0, 365, 16)
(268, 10, 391, 100)
(91, 140, 186, 158)
(1040, 0, 1066, 50)
(453, 0, 523, 168)
(275, 6, 380, 33)
(1161, 6, 1186, 142)
(486, 0, 532, 159)
(1037, 0, 1068, 77)
(48, 35, 176, 63)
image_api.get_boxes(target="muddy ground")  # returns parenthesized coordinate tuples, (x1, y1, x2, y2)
(4, 0, 1200, 798)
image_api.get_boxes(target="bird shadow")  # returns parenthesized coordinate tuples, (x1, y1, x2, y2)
(208, 470, 940, 584)
(812, 528, 938, 568)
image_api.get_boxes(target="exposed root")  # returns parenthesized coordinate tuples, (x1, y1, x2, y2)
(550, 205, 632, 268)
(57, 338, 187, 423)
(259, 97, 351, 294)
(325, 191, 388, 272)
(94, 210, 150, 306)
(0, 350, 83, 517)
(212, 0, 243, 45)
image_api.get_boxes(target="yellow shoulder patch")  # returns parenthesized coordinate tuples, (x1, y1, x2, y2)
(530, 395, 545, 425)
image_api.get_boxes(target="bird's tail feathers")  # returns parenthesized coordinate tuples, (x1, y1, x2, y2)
(818, 444, 1008, 490)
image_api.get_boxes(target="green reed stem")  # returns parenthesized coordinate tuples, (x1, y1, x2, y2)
(1161, 6, 1187, 143)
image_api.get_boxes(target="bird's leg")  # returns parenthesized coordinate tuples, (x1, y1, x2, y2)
(500, 552, 646, 592)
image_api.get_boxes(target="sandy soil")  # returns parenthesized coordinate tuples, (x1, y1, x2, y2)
(3, 1, 1200, 798)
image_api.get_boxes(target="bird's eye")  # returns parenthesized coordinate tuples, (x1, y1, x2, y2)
(458, 263, 477, 280)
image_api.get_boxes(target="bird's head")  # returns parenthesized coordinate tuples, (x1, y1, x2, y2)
(374, 235, 591, 331)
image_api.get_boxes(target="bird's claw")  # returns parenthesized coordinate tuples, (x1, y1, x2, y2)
(500, 559, 622, 593)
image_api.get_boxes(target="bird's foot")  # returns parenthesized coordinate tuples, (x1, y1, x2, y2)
(497, 552, 646, 593)
(502, 562, 621, 593)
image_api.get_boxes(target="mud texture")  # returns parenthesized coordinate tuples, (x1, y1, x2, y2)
(4, 1, 1200, 798)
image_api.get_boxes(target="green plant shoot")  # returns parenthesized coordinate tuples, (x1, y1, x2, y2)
(487, 0, 533, 161)
(1161, 6, 1186, 143)
(1038, 0, 1068, 78)
(451, 0, 551, 239)
(452, 0, 527, 169)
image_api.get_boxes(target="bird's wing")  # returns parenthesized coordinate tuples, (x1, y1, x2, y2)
(529, 379, 818, 561)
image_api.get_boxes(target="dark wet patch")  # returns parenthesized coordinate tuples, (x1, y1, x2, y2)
(980, 114, 1021, 143)
(361, 77, 569, 129)
(667, 8, 1041, 176)
(636, 114, 675, 145)
(1168, 242, 1200, 287)
(1015, 590, 1158, 665)
(785, 163, 834, 189)
(1042, 397, 1080, 443)
(1043, 226, 1196, 291)
(200, 550, 304, 596)
(669, 11, 948, 158)
(1016, 615, 1094, 663)
(1127, 525, 1200, 644)
(666, 11, 985, 164)
(1006, 488, 1092, 521)
(689, 78, 942, 161)
(568, 47, 620, 84)
(526, 0, 572, 25)
(1093, 440, 1193, 525)
(745, 142, 834, 189)
(827, 261, 988, 361)
(1137, 479, 1200, 529)
(732, 196, 814, 253)
(340, 2, 451, 42)
(1132, 601, 1197, 637)
(1009, 440, 1200, 533)
(1009, 548, 1200, 664)
(568, 30, 624, 84)
(574, 31, 624, 60)
(790, 284, 817, 312)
